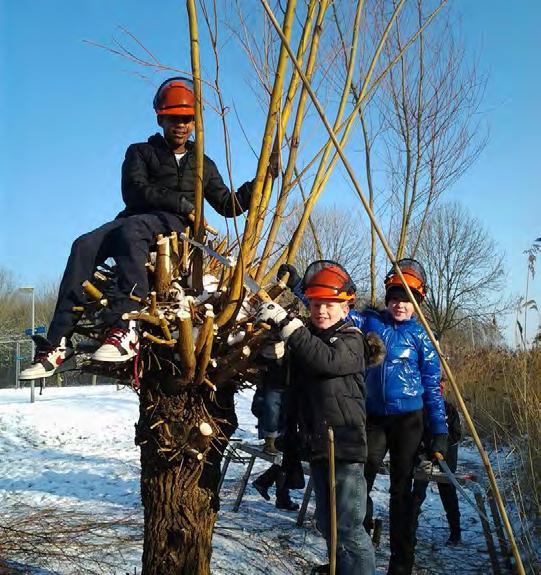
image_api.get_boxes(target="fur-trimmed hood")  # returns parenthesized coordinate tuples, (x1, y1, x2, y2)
(364, 331, 386, 368)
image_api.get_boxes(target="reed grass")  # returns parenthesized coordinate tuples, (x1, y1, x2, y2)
(450, 345, 540, 570)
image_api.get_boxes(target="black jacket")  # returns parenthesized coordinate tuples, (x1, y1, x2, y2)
(117, 134, 253, 218)
(286, 319, 368, 463)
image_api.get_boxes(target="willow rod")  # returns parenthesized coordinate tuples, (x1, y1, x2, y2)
(239, 0, 297, 260)
(260, 2, 525, 571)
(262, 0, 406, 283)
(251, 0, 319, 261)
(280, 0, 402, 272)
(255, 0, 329, 283)
(187, 0, 205, 291)
(263, 0, 446, 285)
(216, 0, 297, 328)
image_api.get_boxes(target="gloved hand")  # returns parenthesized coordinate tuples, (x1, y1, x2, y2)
(256, 301, 288, 326)
(277, 263, 301, 289)
(269, 148, 281, 179)
(255, 302, 303, 341)
(430, 434, 448, 460)
(260, 341, 285, 360)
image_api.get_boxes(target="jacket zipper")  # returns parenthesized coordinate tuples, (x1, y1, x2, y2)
(382, 323, 397, 415)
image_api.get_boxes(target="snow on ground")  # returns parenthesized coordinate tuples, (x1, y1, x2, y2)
(0, 385, 529, 574)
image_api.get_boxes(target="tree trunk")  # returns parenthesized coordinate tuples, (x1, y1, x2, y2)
(137, 376, 237, 575)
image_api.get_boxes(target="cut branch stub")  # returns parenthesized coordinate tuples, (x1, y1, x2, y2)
(194, 308, 215, 385)
(82, 280, 107, 306)
(155, 236, 172, 299)
(176, 309, 196, 383)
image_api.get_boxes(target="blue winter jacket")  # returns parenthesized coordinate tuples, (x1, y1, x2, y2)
(348, 307, 447, 435)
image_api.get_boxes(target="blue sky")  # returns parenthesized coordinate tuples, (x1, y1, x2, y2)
(1, 1, 540, 343)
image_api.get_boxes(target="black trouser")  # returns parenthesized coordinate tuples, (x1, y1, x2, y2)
(48, 212, 185, 345)
(364, 409, 424, 575)
(412, 443, 460, 538)
(255, 463, 290, 500)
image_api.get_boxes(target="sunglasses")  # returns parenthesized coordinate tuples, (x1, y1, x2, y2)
(161, 115, 195, 124)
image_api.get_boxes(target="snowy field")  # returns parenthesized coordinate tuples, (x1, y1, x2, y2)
(0, 384, 529, 574)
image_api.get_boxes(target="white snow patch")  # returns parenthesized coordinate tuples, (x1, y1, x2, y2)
(0, 385, 536, 574)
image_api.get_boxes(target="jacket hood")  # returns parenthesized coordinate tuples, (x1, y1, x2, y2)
(309, 317, 386, 369)
(364, 332, 386, 368)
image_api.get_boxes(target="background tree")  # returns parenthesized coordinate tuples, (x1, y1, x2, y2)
(278, 205, 371, 293)
(0, 268, 58, 387)
(331, 1, 487, 299)
(415, 201, 506, 339)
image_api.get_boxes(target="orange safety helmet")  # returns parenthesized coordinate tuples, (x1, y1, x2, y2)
(303, 260, 356, 302)
(153, 77, 196, 116)
(384, 258, 427, 303)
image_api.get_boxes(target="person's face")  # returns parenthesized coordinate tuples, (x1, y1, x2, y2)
(158, 114, 195, 152)
(309, 298, 349, 330)
(387, 297, 415, 321)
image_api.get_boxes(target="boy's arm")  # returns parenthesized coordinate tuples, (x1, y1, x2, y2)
(418, 332, 448, 435)
(203, 157, 253, 217)
(121, 145, 194, 215)
(287, 327, 365, 378)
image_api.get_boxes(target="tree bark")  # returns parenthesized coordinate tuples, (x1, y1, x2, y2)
(137, 376, 237, 575)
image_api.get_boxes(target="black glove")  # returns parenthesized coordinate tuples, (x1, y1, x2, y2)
(430, 434, 448, 460)
(277, 263, 301, 289)
(178, 197, 195, 216)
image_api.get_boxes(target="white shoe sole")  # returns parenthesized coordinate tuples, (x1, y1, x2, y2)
(91, 347, 138, 363)
(19, 368, 57, 380)
(19, 349, 74, 380)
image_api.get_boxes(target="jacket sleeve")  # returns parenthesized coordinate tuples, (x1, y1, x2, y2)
(287, 327, 365, 378)
(418, 331, 447, 435)
(121, 144, 193, 215)
(445, 401, 462, 445)
(347, 309, 367, 330)
(292, 282, 310, 308)
(203, 157, 253, 217)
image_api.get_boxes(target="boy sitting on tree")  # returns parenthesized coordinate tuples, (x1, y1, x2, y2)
(20, 77, 264, 380)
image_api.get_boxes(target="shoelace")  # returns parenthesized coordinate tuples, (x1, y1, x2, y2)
(34, 349, 53, 362)
(34, 346, 66, 363)
(103, 328, 129, 346)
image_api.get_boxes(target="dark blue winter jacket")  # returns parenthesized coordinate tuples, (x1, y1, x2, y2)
(347, 307, 447, 435)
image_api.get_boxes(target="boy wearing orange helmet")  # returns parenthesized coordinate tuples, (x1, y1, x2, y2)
(20, 77, 259, 380)
(256, 261, 378, 575)
(279, 258, 447, 575)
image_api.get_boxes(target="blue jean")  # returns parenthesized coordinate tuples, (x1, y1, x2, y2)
(311, 460, 376, 575)
(261, 388, 285, 439)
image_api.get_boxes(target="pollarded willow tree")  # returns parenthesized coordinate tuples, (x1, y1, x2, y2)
(88, 2, 525, 574)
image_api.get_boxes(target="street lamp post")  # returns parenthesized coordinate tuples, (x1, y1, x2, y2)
(19, 286, 36, 403)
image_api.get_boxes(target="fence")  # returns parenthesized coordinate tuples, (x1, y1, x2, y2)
(0, 339, 114, 389)
(0, 339, 32, 389)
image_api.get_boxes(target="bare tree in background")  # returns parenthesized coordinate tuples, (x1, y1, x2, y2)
(0, 267, 17, 334)
(416, 201, 505, 339)
(278, 205, 371, 293)
(331, 1, 487, 299)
